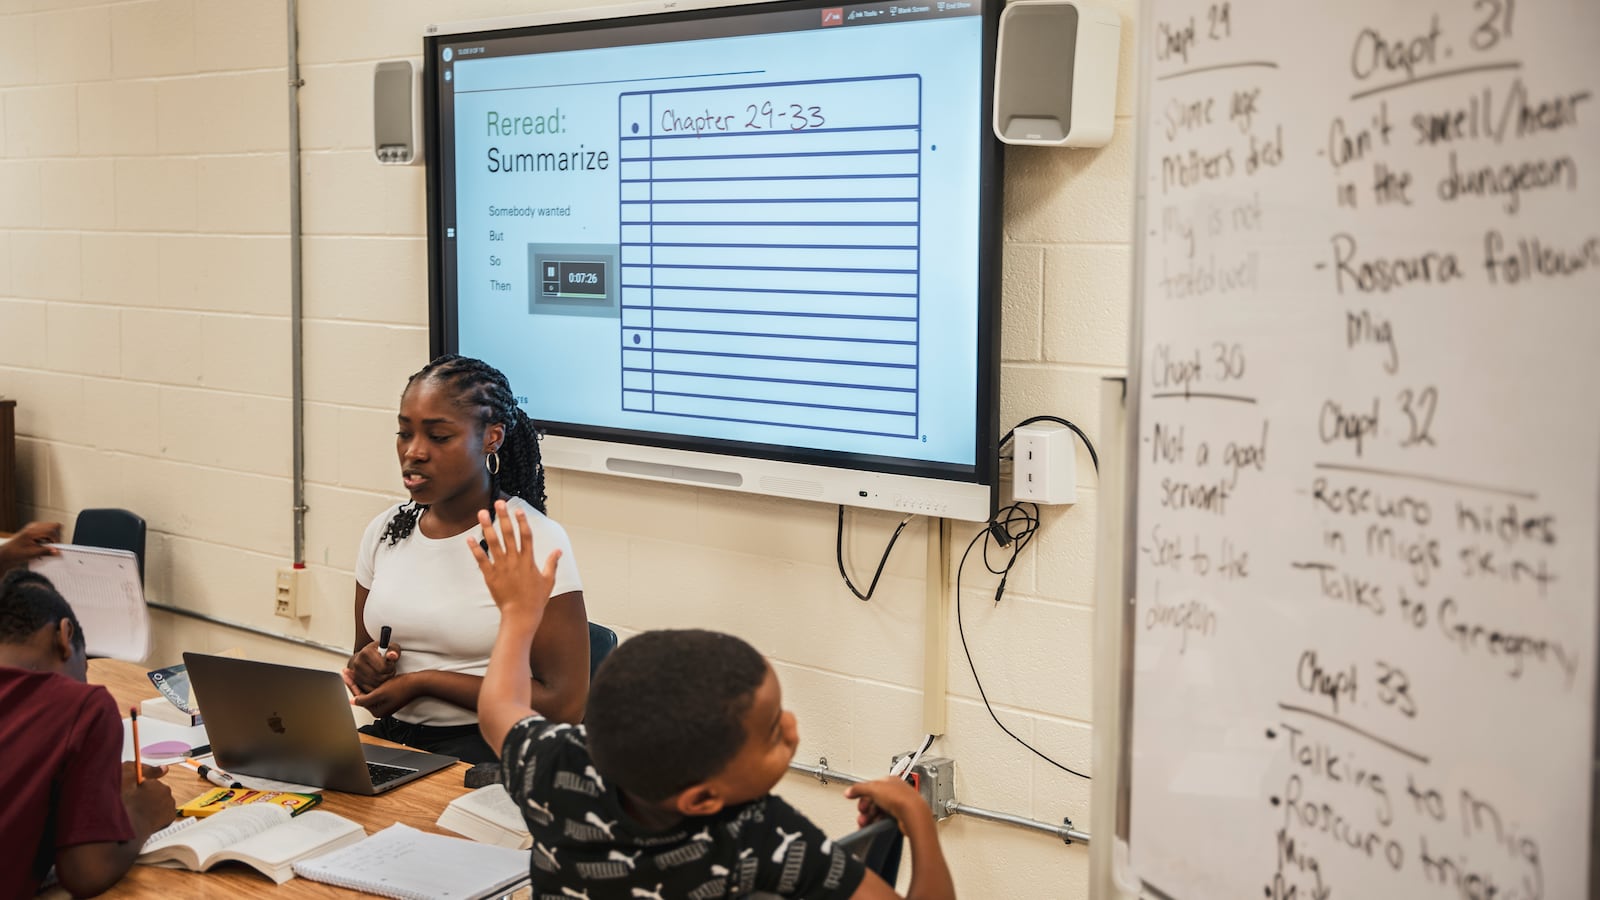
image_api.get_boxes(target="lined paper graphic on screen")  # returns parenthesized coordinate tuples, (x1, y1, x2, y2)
(618, 76, 922, 439)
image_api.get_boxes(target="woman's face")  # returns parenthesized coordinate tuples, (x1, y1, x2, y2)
(395, 377, 499, 508)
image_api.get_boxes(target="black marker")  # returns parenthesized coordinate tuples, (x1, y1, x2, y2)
(378, 626, 392, 656)
(184, 758, 244, 790)
(478, 503, 498, 554)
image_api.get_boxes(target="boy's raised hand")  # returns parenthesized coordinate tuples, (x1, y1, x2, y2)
(468, 500, 562, 619)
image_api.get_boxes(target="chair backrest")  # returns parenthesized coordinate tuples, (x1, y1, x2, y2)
(73, 508, 146, 584)
(836, 816, 904, 883)
(587, 621, 618, 681)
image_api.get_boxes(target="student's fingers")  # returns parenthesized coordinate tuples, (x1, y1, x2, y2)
(495, 499, 517, 554)
(852, 792, 880, 827)
(341, 668, 359, 693)
(481, 504, 507, 556)
(468, 527, 492, 571)
(846, 777, 912, 815)
(515, 509, 534, 561)
(21, 520, 62, 542)
(120, 761, 169, 789)
(540, 548, 562, 583)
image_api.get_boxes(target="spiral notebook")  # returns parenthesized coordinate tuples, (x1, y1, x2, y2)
(29, 544, 148, 660)
(292, 823, 528, 900)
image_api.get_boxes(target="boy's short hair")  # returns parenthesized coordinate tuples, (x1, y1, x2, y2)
(0, 570, 85, 653)
(586, 629, 769, 803)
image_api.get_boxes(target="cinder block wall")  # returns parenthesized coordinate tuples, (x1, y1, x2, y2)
(0, 2, 1137, 896)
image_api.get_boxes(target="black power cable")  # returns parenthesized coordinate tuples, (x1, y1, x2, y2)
(999, 414, 1099, 474)
(955, 501, 1089, 779)
(951, 416, 1100, 779)
(835, 505, 914, 602)
(829, 414, 1102, 776)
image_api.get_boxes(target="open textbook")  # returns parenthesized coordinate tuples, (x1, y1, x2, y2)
(436, 784, 531, 849)
(138, 805, 365, 884)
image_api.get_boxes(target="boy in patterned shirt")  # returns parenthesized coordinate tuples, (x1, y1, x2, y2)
(469, 500, 957, 900)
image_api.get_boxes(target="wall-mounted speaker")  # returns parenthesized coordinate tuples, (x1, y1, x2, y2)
(373, 60, 423, 165)
(993, 0, 1122, 147)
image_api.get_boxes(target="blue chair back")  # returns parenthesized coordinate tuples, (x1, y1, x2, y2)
(73, 508, 146, 584)
(587, 621, 618, 680)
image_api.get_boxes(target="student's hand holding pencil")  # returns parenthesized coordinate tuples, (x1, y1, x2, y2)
(120, 761, 174, 837)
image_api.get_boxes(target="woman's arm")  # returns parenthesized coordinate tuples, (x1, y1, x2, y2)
(358, 590, 589, 722)
(353, 584, 373, 652)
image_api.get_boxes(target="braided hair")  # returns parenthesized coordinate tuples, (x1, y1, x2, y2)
(0, 569, 86, 653)
(382, 355, 547, 545)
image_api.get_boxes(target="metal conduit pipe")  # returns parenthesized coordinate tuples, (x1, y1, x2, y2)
(148, 601, 346, 657)
(787, 759, 1091, 846)
(787, 758, 869, 787)
(287, 0, 308, 564)
(944, 801, 1090, 846)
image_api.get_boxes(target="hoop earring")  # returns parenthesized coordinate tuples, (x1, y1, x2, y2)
(485, 451, 501, 475)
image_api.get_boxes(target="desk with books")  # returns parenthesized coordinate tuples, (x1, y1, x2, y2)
(84, 658, 508, 899)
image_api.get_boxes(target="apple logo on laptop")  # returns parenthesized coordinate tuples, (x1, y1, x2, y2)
(267, 712, 286, 734)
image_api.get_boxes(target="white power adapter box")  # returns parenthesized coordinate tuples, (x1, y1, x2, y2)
(1011, 423, 1078, 504)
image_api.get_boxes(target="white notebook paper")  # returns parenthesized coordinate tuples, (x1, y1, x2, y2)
(30, 544, 149, 660)
(292, 823, 528, 900)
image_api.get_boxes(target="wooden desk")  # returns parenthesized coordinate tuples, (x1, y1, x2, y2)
(84, 658, 497, 898)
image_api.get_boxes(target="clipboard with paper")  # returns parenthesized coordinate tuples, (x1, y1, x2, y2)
(29, 543, 150, 661)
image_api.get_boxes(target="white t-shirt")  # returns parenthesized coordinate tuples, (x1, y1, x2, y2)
(355, 496, 583, 726)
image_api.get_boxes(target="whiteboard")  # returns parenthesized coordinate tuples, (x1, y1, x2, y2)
(1121, 1, 1599, 898)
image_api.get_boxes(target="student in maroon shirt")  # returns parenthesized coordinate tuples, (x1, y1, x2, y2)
(0, 568, 173, 898)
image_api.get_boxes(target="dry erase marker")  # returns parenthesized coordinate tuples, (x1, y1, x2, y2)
(378, 625, 392, 655)
(130, 707, 144, 784)
(183, 758, 243, 789)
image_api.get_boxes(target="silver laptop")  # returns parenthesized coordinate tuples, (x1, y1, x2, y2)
(183, 652, 457, 795)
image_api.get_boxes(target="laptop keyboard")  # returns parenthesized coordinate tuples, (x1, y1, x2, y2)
(367, 761, 419, 786)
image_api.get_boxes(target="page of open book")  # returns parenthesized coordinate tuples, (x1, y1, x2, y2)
(221, 811, 364, 867)
(451, 784, 524, 829)
(141, 805, 291, 866)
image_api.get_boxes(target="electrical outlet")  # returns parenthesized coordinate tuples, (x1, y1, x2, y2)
(1012, 423, 1078, 504)
(274, 567, 304, 619)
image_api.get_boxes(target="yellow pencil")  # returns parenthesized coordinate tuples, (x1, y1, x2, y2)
(130, 707, 144, 785)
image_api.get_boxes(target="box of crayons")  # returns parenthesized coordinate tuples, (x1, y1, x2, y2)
(177, 787, 321, 818)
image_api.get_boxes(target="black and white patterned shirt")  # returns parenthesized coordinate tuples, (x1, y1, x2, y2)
(501, 715, 867, 899)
